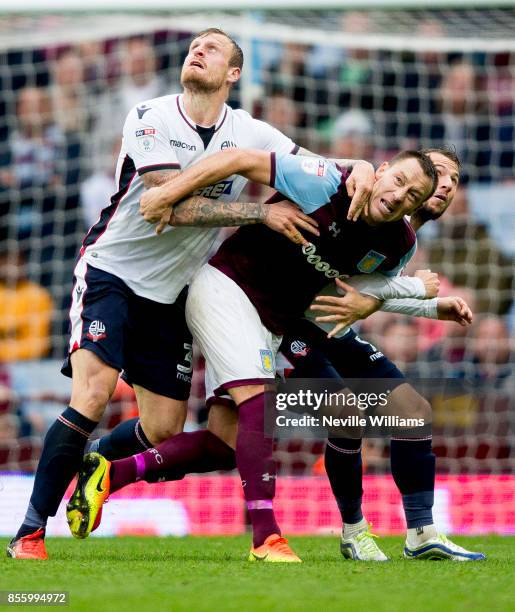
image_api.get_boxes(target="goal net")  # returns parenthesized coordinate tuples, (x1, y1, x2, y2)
(0, 3, 513, 536)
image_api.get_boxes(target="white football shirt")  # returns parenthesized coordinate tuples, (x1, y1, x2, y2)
(80, 93, 296, 303)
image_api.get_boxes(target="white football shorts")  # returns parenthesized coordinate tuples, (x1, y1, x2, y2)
(186, 264, 281, 398)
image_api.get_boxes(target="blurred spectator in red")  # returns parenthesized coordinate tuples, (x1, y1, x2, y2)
(417, 286, 477, 378)
(0, 248, 54, 361)
(0, 365, 14, 414)
(380, 317, 420, 371)
(0, 412, 20, 443)
(403, 245, 456, 351)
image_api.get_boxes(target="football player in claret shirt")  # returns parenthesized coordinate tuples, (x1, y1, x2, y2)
(279, 148, 484, 562)
(71, 147, 483, 562)
(71, 147, 439, 562)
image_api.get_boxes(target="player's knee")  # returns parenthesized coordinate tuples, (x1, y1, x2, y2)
(140, 409, 185, 445)
(70, 350, 118, 419)
(138, 397, 187, 445)
(71, 384, 112, 421)
(143, 421, 182, 445)
(208, 419, 237, 450)
(411, 396, 432, 422)
(391, 385, 432, 423)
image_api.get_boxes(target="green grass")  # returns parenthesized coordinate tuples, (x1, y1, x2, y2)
(1, 536, 513, 612)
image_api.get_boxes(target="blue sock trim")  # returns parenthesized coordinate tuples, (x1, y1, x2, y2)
(22, 502, 47, 530)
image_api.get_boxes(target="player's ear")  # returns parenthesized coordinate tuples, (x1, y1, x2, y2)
(227, 67, 241, 85)
(375, 161, 389, 179)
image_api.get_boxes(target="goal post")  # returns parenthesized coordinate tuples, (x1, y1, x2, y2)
(0, 3, 513, 535)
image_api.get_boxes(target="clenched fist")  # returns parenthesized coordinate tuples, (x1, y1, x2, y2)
(414, 269, 440, 298)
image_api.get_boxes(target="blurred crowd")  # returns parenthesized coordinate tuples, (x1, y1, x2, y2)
(0, 16, 513, 473)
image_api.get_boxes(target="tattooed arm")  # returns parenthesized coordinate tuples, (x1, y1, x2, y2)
(142, 166, 268, 226)
(169, 196, 266, 227)
(138, 159, 318, 244)
(167, 195, 318, 245)
(140, 157, 271, 227)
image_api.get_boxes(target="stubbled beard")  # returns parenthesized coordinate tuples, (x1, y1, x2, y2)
(413, 204, 444, 224)
(181, 71, 223, 94)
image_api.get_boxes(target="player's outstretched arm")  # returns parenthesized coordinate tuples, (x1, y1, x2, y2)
(165, 195, 319, 245)
(382, 296, 473, 326)
(309, 270, 441, 337)
(139, 148, 272, 222)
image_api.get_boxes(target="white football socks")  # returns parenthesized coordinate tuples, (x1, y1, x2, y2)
(343, 517, 368, 539)
(406, 524, 437, 547)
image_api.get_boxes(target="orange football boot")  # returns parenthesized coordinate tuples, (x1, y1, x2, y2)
(248, 534, 302, 563)
(7, 528, 48, 560)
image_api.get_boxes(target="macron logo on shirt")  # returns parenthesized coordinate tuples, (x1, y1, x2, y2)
(170, 139, 197, 151)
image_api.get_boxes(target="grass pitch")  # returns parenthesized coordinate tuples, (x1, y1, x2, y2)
(1, 536, 512, 611)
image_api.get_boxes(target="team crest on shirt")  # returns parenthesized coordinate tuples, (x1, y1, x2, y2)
(357, 250, 386, 273)
(260, 349, 275, 374)
(300, 158, 327, 177)
(290, 340, 310, 357)
(87, 320, 106, 342)
(136, 128, 156, 152)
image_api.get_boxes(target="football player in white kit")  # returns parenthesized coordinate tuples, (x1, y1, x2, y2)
(8, 28, 374, 559)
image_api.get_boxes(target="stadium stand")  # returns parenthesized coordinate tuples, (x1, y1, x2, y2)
(0, 6, 513, 535)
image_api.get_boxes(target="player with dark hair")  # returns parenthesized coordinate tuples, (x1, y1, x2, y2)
(68, 147, 438, 562)
(280, 148, 484, 561)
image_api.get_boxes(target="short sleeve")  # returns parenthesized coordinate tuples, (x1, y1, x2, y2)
(122, 104, 181, 176)
(250, 119, 298, 156)
(272, 154, 344, 213)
